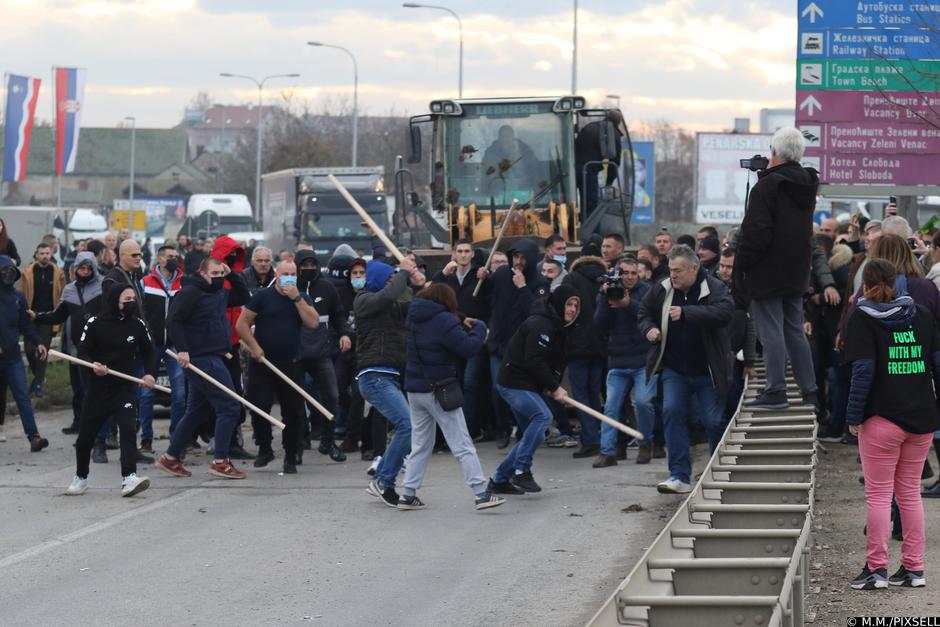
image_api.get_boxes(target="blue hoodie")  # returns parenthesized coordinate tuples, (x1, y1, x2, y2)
(365, 260, 396, 293)
(0, 255, 41, 363)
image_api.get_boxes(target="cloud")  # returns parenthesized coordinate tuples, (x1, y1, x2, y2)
(533, 60, 553, 72)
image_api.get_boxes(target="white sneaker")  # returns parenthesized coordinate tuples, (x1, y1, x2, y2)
(121, 473, 151, 497)
(65, 475, 88, 495)
(657, 477, 692, 494)
(367, 455, 382, 476)
(0, 424, 6, 442)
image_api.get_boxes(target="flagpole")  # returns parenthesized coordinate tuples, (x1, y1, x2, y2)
(50, 66, 56, 209)
(1, 72, 7, 206)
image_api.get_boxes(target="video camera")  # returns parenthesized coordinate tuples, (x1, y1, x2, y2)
(739, 154, 769, 172)
(598, 267, 625, 301)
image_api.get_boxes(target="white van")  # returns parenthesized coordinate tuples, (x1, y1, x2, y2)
(182, 194, 261, 242)
(52, 208, 110, 246)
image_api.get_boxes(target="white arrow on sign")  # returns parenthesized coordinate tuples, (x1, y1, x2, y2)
(799, 94, 822, 116)
(801, 2, 824, 23)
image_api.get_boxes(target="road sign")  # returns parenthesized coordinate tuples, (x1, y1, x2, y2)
(797, 1, 940, 29)
(799, 28, 940, 60)
(796, 59, 940, 91)
(798, 121, 940, 154)
(797, 90, 940, 123)
(803, 151, 940, 186)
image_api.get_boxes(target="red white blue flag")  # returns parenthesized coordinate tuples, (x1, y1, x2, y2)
(2, 74, 41, 182)
(53, 67, 87, 176)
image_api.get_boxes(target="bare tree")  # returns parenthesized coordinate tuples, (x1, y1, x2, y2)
(634, 120, 696, 223)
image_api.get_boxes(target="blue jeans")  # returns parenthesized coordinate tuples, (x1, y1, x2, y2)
(601, 368, 655, 456)
(493, 385, 552, 482)
(489, 353, 513, 433)
(139, 346, 186, 439)
(460, 350, 487, 437)
(358, 371, 411, 489)
(167, 354, 241, 460)
(0, 359, 38, 439)
(567, 357, 604, 447)
(661, 368, 727, 483)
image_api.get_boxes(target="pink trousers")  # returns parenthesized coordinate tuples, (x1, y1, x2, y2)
(859, 416, 933, 571)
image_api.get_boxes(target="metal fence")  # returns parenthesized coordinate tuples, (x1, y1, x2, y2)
(587, 367, 817, 626)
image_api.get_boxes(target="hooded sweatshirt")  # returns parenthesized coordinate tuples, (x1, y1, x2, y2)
(844, 280, 940, 434)
(296, 249, 351, 360)
(210, 236, 248, 345)
(735, 161, 820, 301)
(353, 260, 410, 373)
(77, 279, 156, 382)
(35, 252, 103, 352)
(0, 255, 41, 363)
(562, 255, 608, 358)
(486, 238, 550, 356)
(167, 269, 250, 358)
(498, 284, 580, 393)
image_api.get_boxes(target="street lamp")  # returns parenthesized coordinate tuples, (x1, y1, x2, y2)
(125, 116, 136, 233)
(220, 72, 300, 215)
(307, 41, 359, 167)
(606, 94, 621, 109)
(402, 3, 463, 98)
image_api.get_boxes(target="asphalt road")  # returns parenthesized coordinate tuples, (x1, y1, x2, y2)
(0, 407, 687, 627)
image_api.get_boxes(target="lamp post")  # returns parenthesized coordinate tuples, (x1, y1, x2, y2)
(402, 3, 463, 98)
(219, 72, 300, 214)
(307, 42, 359, 167)
(572, 0, 578, 95)
(125, 116, 136, 233)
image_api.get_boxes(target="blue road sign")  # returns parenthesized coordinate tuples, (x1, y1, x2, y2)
(798, 1, 940, 29)
(798, 27, 940, 60)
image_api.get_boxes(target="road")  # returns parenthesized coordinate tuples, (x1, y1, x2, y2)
(0, 407, 687, 627)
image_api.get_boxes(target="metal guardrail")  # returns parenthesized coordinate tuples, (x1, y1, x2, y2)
(587, 366, 817, 627)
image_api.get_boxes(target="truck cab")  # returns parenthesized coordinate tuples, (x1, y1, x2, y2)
(179, 194, 260, 242)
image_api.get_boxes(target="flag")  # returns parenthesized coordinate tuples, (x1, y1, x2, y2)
(2, 74, 41, 182)
(53, 67, 87, 176)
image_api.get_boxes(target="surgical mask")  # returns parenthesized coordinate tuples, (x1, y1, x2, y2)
(553, 255, 567, 267)
(209, 276, 225, 292)
(121, 301, 138, 317)
(0, 270, 16, 286)
(351, 277, 366, 290)
(165, 259, 179, 273)
(279, 275, 297, 289)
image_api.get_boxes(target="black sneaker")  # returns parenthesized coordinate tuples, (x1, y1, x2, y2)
(487, 478, 525, 495)
(228, 444, 256, 460)
(253, 448, 275, 468)
(851, 564, 888, 590)
(105, 435, 120, 450)
(92, 441, 108, 463)
(572, 444, 600, 459)
(510, 470, 542, 493)
(135, 449, 154, 464)
(366, 479, 399, 508)
(841, 432, 859, 446)
(29, 435, 49, 452)
(817, 424, 844, 443)
(800, 391, 818, 407)
(283, 460, 297, 474)
(322, 441, 346, 462)
(496, 432, 511, 450)
(62, 422, 80, 435)
(745, 390, 789, 410)
(397, 495, 427, 510)
(474, 492, 506, 510)
(922, 479, 940, 498)
(888, 565, 925, 588)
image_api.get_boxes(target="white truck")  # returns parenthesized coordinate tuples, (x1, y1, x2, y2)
(177, 193, 262, 243)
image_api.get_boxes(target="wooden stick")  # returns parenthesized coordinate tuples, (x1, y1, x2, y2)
(472, 199, 519, 297)
(328, 174, 405, 262)
(562, 396, 644, 440)
(165, 349, 285, 430)
(238, 340, 334, 421)
(49, 348, 171, 394)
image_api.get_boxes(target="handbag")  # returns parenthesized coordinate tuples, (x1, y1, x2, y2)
(410, 327, 464, 411)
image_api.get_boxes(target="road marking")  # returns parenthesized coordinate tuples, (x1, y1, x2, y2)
(0, 487, 200, 571)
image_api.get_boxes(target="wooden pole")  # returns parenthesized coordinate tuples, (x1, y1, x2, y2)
(472, 199, 519, 297)
(238, 340, 334, 421)
(328, 173, 405, 262)
(165, 349, 285, 430)
(49, 348, 172, 394)
(562, 396, 644, 440)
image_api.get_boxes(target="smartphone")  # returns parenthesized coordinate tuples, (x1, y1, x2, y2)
(889, 196, 898, 204)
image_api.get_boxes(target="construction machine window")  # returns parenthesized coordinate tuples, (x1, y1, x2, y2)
(443, 103, 575, 209)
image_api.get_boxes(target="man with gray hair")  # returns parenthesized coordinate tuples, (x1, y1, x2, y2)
(639, 244, 734, 493)
(735, 126, 820, 410)
(881, 215, 912, 239)
(243, 246, 275, 297)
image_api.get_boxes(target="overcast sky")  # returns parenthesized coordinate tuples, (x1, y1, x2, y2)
(2, 0, 796, 131)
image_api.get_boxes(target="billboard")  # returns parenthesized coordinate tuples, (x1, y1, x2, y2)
(630, 141, 655, 225)
(695, 132, 773, 224)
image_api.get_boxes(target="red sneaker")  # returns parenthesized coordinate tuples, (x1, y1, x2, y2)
(154, 454, 192, 478)
(208, 459, 246, 480)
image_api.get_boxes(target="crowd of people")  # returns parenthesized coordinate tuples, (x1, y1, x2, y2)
(0, 127, 937, 586)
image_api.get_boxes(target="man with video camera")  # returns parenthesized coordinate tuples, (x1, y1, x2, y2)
(735, 127, 819, 410)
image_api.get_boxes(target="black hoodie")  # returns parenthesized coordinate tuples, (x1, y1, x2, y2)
(486, 238, 550, 355)
(0, 255, 41, 364)
(735, 161, 819, 301)
(498, 284, 579, 393)
(296, 249, 351, 360)
(561, 255, 608, 358)
(78, 281, 156, 383)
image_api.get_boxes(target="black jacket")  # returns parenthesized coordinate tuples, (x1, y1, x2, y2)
(296, 249, 352, 360)
(102, 265, 146, 316)
(354, 261, 410, 373)
(486, 239, 549, 356)
(167, 272, 250, 358)
(594, 281, 651, 370)
(561, 255, 607, 359)
(404, 297, 486, 392)
(431, 265, 490, 321)
(735, 161, 819, 301)
(498, 285, 579, 393)
(243, 265, 276, 297)
(638, 270, 735, 393)
(78, 284, 156, 383)
(0, 256, 41, 364)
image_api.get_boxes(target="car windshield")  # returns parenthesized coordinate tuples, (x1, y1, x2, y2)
(442, 101, 576, 209)
(218, 216, 254, 231)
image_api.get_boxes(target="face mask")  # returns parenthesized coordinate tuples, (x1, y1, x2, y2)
(351, 277, 366, 290)
(121, 301, 138, 317)
(300, 268, 319, 285)
(553, 255, 567, 267)
(165, 259, 179, 273)
(279, 275, 297, 289)
(209, 276, 225, 292)
(0, 270, 16, 286)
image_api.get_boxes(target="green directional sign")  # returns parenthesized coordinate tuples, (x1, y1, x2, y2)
(796, 59, 940, 91)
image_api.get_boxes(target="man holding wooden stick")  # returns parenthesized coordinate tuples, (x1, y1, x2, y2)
(236, 261, 319, 474)
(66, 285, 156, 497)
(155, 256, 252, 480)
